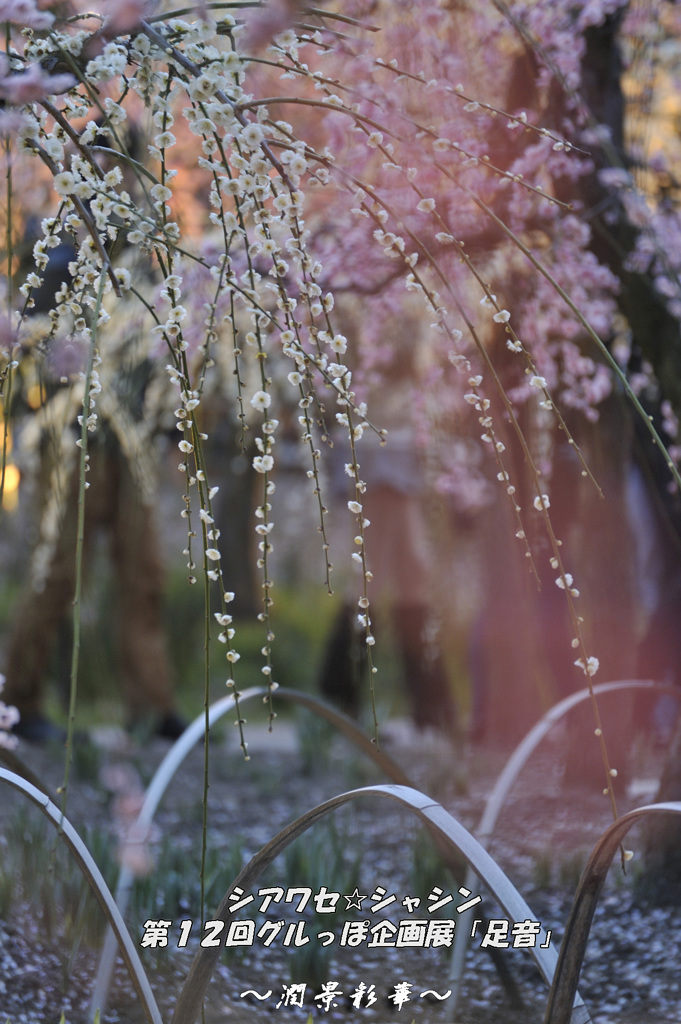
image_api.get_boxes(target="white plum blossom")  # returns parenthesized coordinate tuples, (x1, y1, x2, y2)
(241, 123, 264, 150)
(253, 455, 274, 473)
(574, 656, 600, 677)
(0, 674, 18, 749)
(330, 334, 348, 354)
(53, 172, 77, 196)
(530, 375, 548, 389)
(250, 390, 272, 411)
(115, 268, 132, 291)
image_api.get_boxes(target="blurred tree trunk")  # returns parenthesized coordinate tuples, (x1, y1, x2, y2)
(575, 6, 681, 886)
(203, 412, 259, 619)
(473, 480, 548, 745)
(638, 722, 681, 901)
(562, 395, 638, 789)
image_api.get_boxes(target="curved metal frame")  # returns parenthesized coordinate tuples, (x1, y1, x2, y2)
(448, 680, 678, 1010)
(544, 802, 681, 1024)
(477, 680, 675, 847)
(169, 783, 587, 1024)
(91, 687, 412, 1018)
(4, 679, 668, 1023)
(0, 767, 162, 1024)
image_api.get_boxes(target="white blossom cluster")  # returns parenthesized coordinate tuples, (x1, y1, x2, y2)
(11, 7, 386, 739)
(0, 675, 19, 749)
(1, 2, 630, 765)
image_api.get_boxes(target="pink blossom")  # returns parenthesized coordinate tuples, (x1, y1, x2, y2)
(0, 64, 75, 105)
(241, 0, 303, 52)
(102, 0, 156, 36)
(0, 0, 54, 30)
(0, 110, 27, 137)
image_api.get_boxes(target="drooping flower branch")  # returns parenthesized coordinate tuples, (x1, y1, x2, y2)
(0, 1, 679, 822)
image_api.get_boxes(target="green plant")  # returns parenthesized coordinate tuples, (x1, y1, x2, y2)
(287, 939, 332, 993)
(130, 832, 244, 931)
(287, 817, 361, 895)
(71, 734, 103, 782)
(533, 849, 553, 891)
(2, 807, 119, 949)
(558, 851, 587, 891)
(295, 710, 336, 776)
(0, 849, 12, 920)
(408, 830, 461, 919)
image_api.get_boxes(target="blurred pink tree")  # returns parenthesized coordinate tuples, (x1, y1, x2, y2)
(1, 0, 681, 884)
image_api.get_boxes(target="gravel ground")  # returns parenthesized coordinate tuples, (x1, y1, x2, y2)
(0, 715, 680, 1024)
